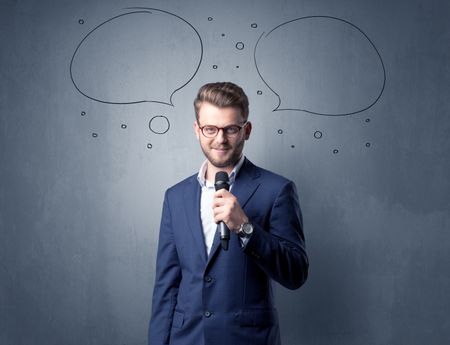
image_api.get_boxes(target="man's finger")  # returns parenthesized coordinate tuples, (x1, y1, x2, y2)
(212, 198, 226, 208)
(214, 189, 232, 198)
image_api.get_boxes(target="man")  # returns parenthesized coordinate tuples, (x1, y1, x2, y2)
(149, 82, 308, 345)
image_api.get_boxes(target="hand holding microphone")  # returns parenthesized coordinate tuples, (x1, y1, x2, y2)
(214, 171, 249, 250)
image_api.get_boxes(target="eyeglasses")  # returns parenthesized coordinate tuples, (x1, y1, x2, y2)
(198, 122, 247, 138)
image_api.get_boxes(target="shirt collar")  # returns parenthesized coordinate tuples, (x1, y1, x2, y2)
(197, 155, 246, 188)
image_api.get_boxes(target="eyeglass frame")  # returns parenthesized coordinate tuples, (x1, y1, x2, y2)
(197, 121, 248, 138)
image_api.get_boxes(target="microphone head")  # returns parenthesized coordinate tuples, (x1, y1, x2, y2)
(214, 171, 230, 191)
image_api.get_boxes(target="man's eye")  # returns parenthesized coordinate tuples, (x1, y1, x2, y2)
(204, 126, 217, 134)
(225, 126, 239, 134)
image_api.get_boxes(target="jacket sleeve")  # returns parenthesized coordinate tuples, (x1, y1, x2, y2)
(242, 180, 309, 290)
(148, 191, 182, 345)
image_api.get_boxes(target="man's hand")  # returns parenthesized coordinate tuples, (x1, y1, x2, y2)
(213, 189, 248, 231)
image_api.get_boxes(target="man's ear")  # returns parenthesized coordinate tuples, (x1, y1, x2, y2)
(194, 121, 200, 140)
(244, 121, 252, 140)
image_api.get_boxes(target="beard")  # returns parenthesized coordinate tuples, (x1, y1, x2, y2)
(200, 140, 244, 169)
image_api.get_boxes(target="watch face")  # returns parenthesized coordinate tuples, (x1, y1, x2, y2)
(243, 223, 253, 235)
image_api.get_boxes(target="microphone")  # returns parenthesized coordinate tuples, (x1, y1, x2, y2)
(214, 171, 230, 251)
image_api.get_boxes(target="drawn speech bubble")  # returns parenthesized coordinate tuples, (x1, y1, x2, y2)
(254, 16, 386, 116)
(70, 8, 203, 105)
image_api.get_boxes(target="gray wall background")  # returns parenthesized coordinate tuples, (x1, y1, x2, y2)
(1, 0, 449, 344)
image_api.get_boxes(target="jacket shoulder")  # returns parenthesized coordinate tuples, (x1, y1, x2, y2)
(258, 166, 291, 183)
(245, 160, 292, 188)
(165, 173, 198, 196)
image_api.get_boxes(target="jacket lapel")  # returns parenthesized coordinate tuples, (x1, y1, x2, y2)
(183, 177, 207, 262)
(232, 158, 261, 210)
(207, 228, 221, 264)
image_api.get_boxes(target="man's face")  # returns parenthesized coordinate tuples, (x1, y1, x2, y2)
(194, 102, 252, 170)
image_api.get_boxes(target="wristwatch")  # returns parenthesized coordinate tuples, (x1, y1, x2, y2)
(238, 222, 254, 238)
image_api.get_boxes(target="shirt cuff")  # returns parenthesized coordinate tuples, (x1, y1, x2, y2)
(239, 234, 251, 248)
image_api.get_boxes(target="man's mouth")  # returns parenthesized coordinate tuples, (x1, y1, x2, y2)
(212, 146, 230, 151)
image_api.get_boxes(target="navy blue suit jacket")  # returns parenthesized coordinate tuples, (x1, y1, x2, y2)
(149, 158, 308, 345)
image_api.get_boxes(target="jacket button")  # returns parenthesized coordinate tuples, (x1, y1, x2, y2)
(204, 311, 212, 318)
(204, 275, 212, 283)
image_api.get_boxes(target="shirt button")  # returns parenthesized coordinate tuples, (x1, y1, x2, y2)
(204, 275, 212, 283)
(204, 311, 212, 318)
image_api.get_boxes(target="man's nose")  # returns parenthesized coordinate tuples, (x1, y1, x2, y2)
(215, 128, 227, 143)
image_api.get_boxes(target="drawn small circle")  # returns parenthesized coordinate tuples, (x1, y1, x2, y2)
(236, 65, 240, 68)
(208, 17, 213, 21)
(147, 143, 153, 149)
(121, 124, 127, 129)
(257, 90, 262, 95)
(278, 129, 283, 134)
(149, 115, 170, 134)
(291, 145, 295, 148)
(235, 42, 245, 50)
(213, 65, 218, 69)
(333, 149, 339, 154)
(251, 23, 258, 28)
(365, 118, 371, 123)
(81, 111, 86, 116)
(221, 33, 225, 37)
(92, 133, 98, 138)
(78, 19, 84, 25)
(314, 131, 323, 139)
(365, 142, 371, 147)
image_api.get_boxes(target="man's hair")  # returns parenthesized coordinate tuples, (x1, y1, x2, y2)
(193, 82, 249, 122)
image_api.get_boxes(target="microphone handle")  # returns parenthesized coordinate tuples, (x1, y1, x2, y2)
(218, 221, 230, 251)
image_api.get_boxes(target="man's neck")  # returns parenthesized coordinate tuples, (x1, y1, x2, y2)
(205, 162, 233, 183)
